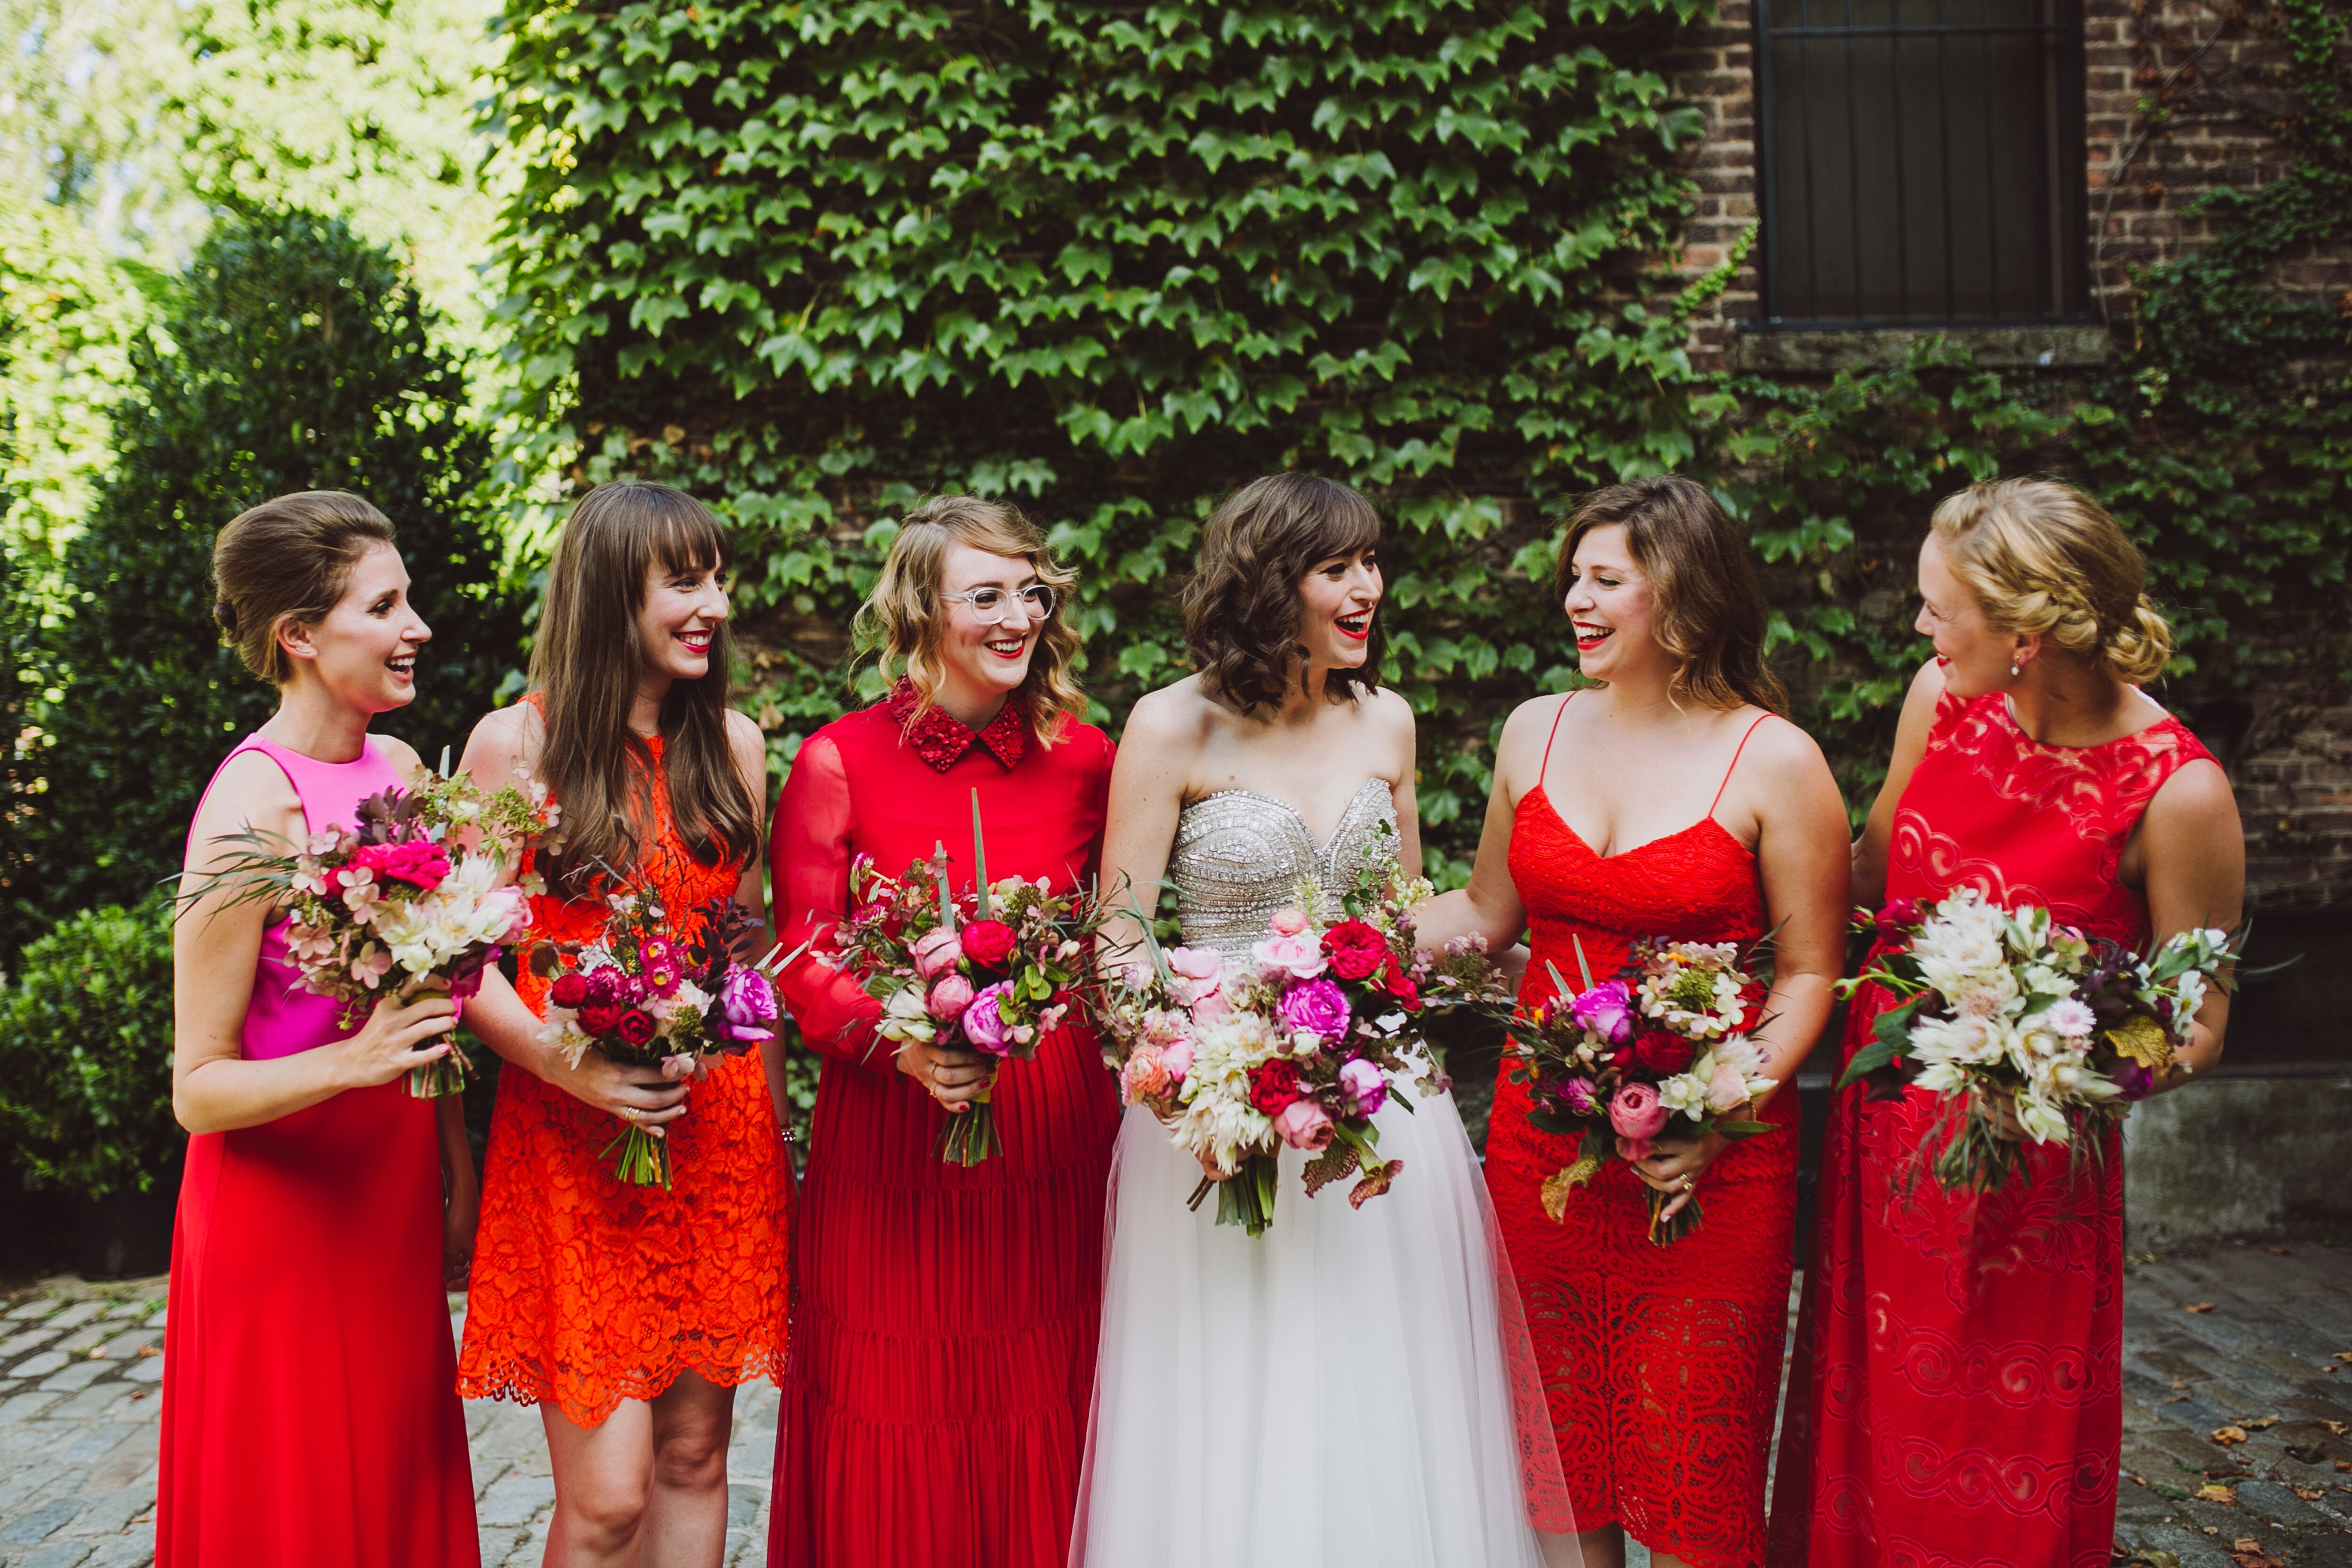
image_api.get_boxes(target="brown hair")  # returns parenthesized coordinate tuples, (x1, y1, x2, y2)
(531, 480, 758, 891)
(854, 494, 1085, 744)
(210, 491, 398, 684)
(1182, 472, 1385, 716)
(1556, 475, 1787, 714)
(1929, 478, 2173, 684)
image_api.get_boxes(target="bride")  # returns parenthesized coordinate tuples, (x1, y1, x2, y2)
(1073, 472, 1578, 1568)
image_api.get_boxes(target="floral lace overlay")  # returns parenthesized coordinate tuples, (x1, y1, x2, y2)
(1485, 783, 1795, 1568)
(457, 730, 792, 1426)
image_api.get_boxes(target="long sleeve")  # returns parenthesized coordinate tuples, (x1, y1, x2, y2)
(769, 731, 888, 1066)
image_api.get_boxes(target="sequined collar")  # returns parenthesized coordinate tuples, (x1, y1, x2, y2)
(885, 678, 1029, 773)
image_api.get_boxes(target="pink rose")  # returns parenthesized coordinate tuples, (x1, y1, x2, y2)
(1252, 931, 1326, 980)
(1268, 908, 1310, 937)
(1609, 1081, 1669, 1142)
(1273, 1098, 1335, 1152)
(1705, 1062, 1751, 1114)
(1338, 1057, 1387, 1116)
(1168, 946, 1223, 984)
(1161, 1041, 1193, 1082)
(927, 972, 977, 1021)
(912, 927, 964, 979)
(1190, 988, 1232, 1022)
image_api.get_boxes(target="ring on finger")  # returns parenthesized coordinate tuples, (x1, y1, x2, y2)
(622, 1105, 638, 1122)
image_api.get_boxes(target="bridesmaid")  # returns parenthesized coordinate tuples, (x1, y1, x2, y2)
(1768, 479, 2244, 1568)
(766, 495, 1118, 1568)
(454, 481, 792, 1568)
(1417, 476, 1850, 1568)
(165, 491, 477, 1567)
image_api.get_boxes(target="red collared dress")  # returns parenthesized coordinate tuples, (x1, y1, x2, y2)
(766, 681, 1119, 1568)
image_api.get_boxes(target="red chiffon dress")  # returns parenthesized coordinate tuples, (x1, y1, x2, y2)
(1769, 689, 2215, 1568)
(459, 722, 793, 1425)
(160, 734, 476, 1568)
(766, 680, 1119, 1568)
(1483, 695, 1800, 1568)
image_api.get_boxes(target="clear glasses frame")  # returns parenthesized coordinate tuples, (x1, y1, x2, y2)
(941, 584, 1058, 624)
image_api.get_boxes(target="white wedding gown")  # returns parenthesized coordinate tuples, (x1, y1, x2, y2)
(1071, 780, 1577, 1568)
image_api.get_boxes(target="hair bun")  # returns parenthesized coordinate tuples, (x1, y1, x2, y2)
(213, 598, 240, 638)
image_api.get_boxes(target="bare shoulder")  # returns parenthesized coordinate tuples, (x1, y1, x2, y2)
(1360, 684, 1417, 741)
(185, 748, 302, 868)
(1121, 677, 1216, 750)
(374, 732, 426, 781)
(1903, 656, 1949, 716)
(1742, 709, 1833, 780)
(2146, 754, 2240, 832)
(464, 702, 542, 783)
(724, 707, 766, 757)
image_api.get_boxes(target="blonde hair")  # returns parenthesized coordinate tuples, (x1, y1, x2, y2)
(1930, 478, 2173, 685)
(855, 495, 1085, 744)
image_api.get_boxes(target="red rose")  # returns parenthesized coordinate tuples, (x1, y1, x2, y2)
(577, 1001, 623, 1036)
(549, 972, 590, 1009)
(616, 1009, 658, 1047)
(1628, 1028, 1694, 1076)
(1320, 919, 1389, 981)
(1380, 954, 1420, 1010)
(1876, 898, 1922, 939)
(1248, 1058, 1303, 1116)
(961, 919, 1018, 971)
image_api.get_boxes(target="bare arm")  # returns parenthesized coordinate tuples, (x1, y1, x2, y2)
(1411, 696, 1553, 954)
(172, 748, 459, 1135)
(1095, 692, 1197, 972)
(1852, 659, 1947, 907)
(721, 708, 797, 1135)
(2137, 758, 2245, 1092)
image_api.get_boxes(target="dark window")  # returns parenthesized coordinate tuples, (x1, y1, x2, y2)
(1755, 0, 2088, 324)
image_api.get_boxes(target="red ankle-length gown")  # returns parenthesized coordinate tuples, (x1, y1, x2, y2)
(459, 714, 793, 1424)
(161, 733, 477, 1568)
(1483, 694, 1800, 1568)
(1768, 688, 2215, 1568)
(766, 680, 1119, 1568)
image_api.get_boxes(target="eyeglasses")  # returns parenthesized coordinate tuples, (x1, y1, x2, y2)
(941, 584, 1057, 624)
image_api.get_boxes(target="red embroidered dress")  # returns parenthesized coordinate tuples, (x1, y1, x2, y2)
(458, 721, 794, 1425)
(766, 681, 1119, 1568)
(1483, 696, 1799, 1568)
(1768, 689, 2215, 1568)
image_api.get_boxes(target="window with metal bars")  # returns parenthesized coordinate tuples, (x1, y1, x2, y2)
(1755, 0, 2089, 325)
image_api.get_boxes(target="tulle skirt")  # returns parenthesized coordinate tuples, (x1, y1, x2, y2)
(1071, 1087, 1576, 1568)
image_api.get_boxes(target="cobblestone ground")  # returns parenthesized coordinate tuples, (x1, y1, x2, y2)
(1, 1241, 2346, 1567)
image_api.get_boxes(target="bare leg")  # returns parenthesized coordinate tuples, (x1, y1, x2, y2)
(541, 1375, 735, 1568)
(641, 1373, 737, 1565)
(1572, 1528, 1697, 1568)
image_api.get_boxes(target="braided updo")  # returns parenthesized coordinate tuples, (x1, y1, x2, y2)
(1929, 478, 2173, 685)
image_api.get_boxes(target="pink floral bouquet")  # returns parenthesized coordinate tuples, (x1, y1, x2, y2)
(183, 758, 562, 1097)
(1506, 934, 1779, 1245)
(829, 791, 1095, 1166)
(532, 889, 781, 1187)
(1094, 852, 1507, 1237)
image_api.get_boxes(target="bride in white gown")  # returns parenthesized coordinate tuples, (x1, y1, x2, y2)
(1072, 474, 1578, 1568)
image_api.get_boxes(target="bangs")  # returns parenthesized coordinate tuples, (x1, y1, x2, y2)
(650, 501, 732, 575)
(1294, 480, 1383, 563)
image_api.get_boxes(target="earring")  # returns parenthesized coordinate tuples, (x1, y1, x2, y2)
(2009, 663, 2021, 677)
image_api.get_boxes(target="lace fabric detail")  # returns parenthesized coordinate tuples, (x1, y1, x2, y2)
(1166, 778, 1394, 963)
(457, 730, 793, 1427)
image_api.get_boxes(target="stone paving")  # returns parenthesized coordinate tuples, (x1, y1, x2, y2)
(1, 1240, 2346, 1567)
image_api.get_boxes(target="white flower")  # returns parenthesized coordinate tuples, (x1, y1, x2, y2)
(2041, 998, 2098, 1039)
(2173, 971, 2208, 1025)
(878, 985, 936, 1044)
(2012, 1094, 2072, 1146)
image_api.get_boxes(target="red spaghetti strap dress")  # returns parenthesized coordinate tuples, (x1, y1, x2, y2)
(458, 718, 793, 1425)
(159, 734, 477, 1568)
(766, 681, 1119, 1568)
(1768, 690, 2215, 1568)
(1482, 694, 1800, 1568)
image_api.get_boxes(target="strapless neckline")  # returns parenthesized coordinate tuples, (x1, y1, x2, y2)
(1167, 778, 1397, 963)
(1521, 783, 1752, 866)
(1182, 778, 1391, 856)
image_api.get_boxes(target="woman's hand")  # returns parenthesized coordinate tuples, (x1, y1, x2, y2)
(1978, 1088, 2027, 1142)
(895, 1038, 997, 1109)
(542, 1050, 690, 1127)
(443, 1163, 479, 1289)
(1626, 1128, 1729, 1221)
(334, 993, 462, 1090)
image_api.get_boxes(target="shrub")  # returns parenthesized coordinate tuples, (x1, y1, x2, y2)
(0, 891, 182, 1199)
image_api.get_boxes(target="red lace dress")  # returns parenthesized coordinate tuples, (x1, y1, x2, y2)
(457, 727, 794, 1425)
(1483, 695, 1800, 1568)
(766, 682, 1120, 1568)
(1768, 690, 2214, 1568)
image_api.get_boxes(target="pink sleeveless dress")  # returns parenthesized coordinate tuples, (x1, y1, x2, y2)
(159, 734, 477, 1568)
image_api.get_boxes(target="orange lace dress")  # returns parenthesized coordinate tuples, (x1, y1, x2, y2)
(457, 730, 793, 1425)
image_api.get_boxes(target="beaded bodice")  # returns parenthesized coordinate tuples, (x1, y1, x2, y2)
(1166, 778, 1396, 962)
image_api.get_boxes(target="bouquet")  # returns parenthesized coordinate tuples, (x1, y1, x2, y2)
(533, 888, 783, 1187)
(830, 790, 1094, 1165)
(182, 753, 562, 1097)
(1835, 889, 2244, 1193)
(1503, 933, 1780, 1246)
(1094, 828, 1510, 1237)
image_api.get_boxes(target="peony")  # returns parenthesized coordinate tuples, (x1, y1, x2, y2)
(1252, 930, 1327, 979)
(616, 1008, 658, 1047)
(1247, 1057, 1303, 1116)
(585, 967, 625, 1005)
(1273, 1098, 1335, 1152)
(1320, 919, 1389, 980)
(348, 839, 451, 891)
(961, 920, 1018, 971)
(578, 1001, 624, 1036)
(720, 968, 780, 1043)
(1338, 1057, 1388, 1116)
(1705, 1061, 1752, 1113)
(1609, 1081, 1669, 1141)
(1268, 908, 1311, 937)
(912, 926, 965, 979)
(1276, 978, 1350, 1044)
(927, 972, 977, 1021)
(1567, 979, 1636, 1045)
(1628, 1028, 1695, 1076)
(549, 971, 591, 1010)
(960, 981, 1016, 1056)
(1168, 947, 1224, 985)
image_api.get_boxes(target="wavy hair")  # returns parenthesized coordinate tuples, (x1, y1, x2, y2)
(854, 494, 1085, 744)
(530, 480, 758, 892)
(1556, 476, 1787, 714)
(1930, 478, 2173, 685)
(1182, 473, 1385, 716)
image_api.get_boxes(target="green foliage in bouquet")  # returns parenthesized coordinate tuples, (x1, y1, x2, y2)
(0, 890, 183, 1200)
